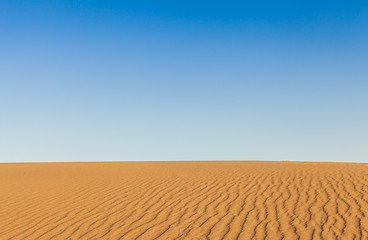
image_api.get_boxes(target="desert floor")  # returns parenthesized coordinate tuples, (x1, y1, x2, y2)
(1, 161, 368, 239)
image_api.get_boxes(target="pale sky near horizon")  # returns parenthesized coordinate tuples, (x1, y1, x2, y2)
(1, 1, 367, 162)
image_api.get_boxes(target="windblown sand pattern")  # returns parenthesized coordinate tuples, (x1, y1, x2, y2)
(1, 161, 368, 239)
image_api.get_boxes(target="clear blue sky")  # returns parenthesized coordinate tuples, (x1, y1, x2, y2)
(1, 1, 367, 162)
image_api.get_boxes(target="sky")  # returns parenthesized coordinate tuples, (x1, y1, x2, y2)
(0, 0, 367, 162)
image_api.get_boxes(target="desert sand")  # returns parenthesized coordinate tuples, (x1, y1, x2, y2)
(1, 161, 368, 239)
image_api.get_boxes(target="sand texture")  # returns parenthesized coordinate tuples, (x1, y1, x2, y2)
(1, 161, 368, 239)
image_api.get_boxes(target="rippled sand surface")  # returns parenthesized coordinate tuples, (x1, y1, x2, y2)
(1, 161, 368, 239)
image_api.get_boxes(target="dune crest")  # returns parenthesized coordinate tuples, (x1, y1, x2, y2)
(1, 161, 368, 239)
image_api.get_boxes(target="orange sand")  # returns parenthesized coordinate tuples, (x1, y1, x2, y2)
(1, 161, 368, 239)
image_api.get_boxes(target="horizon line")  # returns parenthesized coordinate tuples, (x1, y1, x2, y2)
(0, 159, 366, 164)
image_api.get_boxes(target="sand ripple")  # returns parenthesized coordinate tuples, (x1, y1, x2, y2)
(1, 161, 368, 239)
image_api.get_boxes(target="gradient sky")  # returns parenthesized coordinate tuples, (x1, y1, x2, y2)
(1, 1, 367, 162)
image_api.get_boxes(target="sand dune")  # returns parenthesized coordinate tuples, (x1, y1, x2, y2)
(1, 161, 368, 239)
